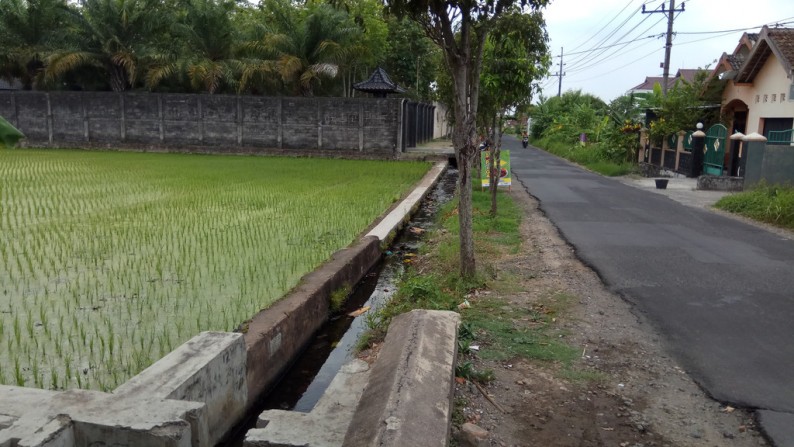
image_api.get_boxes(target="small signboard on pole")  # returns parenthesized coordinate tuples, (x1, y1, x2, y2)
(480, 150, 511, 190)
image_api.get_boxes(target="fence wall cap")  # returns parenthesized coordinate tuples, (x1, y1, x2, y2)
(730, 132, 745, 140)
(693, 130, 706, 137)
(742, 132, 767, 142)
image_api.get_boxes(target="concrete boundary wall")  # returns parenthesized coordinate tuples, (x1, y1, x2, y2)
(0, 92, 403, 153)
(744, 143, 794, 187)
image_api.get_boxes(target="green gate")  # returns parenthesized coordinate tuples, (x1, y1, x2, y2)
(704, 124, 727, 175)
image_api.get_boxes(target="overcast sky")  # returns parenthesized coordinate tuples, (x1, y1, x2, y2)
(537, 0, 794, 103)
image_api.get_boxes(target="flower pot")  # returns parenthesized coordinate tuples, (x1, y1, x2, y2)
(655, 179, 669, 189)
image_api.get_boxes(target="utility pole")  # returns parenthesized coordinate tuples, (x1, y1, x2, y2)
(552, 47, 565, 97)
(643, 0, 685, 96)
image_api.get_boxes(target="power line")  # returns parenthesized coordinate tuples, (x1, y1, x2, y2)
(674, 18, 794, 35)
(566, 14, 667, 74)
(565, 0, 638, 54)
(563, 4, 643, 68)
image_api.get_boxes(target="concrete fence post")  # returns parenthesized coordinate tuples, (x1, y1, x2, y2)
(197, 96, 203, 143)
(119, 94, 126, 141)
(46, 93, 53, 144)
(277, 97, 283, 149)
(82, 99, 89, 141)
(639, 128, 649, 163)
(158, 94, 164, 142)
(237, 96, 243, 146)
(675, 130, 685, 170)
(317, 99, 322, 150)
(689, 123, 705, 178)
(359, 101, 364, 152)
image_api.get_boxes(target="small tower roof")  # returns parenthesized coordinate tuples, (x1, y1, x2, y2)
(353, 67, 406, 97)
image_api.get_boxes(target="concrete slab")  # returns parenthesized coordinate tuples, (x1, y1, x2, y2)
(115, 331, 247, 442)
(1, 332, 247, 447)
(244, 360, 370, 447)
(343, 310, 460, 447)
(366, 161, 447, 242)
(757, 410, 794, 447)
(615, 175, 730, 209)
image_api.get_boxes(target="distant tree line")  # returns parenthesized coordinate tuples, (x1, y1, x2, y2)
(0, 0, 441, 97)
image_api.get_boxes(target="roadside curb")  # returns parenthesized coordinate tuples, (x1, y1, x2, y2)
(344, 310, 461, 447)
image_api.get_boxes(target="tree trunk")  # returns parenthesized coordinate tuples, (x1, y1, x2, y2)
(456, 133, 477, 278)
(109, 63, 128, 92)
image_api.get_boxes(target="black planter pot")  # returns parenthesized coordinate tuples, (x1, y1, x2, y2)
(655, 179, 669, 189)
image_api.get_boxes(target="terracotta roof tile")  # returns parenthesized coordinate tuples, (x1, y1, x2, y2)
(768, 27, 794, 68)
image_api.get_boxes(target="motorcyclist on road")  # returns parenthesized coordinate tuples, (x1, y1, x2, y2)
(521, 132, 529, 149)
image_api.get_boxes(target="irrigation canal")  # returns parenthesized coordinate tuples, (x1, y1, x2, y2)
(225, 165, 458, 445)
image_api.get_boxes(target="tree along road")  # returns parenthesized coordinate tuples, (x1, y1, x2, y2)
(505, 137, 794, 446)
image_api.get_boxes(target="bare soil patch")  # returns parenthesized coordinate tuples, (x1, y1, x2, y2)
(452, 187, 769, 447)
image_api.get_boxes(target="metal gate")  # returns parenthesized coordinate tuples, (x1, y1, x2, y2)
(704, 124, 727, 176)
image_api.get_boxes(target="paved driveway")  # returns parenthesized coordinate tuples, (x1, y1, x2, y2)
(505, 137, 794, 446)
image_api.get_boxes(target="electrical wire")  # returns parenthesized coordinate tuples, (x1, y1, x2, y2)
(566, 13, 666, 73)
(565, 0, 639, 54)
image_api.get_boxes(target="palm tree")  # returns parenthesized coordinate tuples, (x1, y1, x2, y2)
(145, 0, 241, 94)
(240, 0, 355, 96)
(0, 0, 66, 90)
(45, 0, 171, 91)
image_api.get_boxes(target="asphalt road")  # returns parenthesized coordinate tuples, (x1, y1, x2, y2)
(503, 135, 794, 447)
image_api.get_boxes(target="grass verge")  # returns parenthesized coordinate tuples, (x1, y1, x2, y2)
(533, 137, 635, 177)
(360, 188, 592, 382)
(715, 183, 794, 230)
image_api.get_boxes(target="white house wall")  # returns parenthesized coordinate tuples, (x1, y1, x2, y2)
(723, 52, 794, 133)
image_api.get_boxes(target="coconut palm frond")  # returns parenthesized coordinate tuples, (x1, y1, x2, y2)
(45, 51, 100, 81)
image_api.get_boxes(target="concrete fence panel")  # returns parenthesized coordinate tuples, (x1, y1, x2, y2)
(2, 92, 418, 154)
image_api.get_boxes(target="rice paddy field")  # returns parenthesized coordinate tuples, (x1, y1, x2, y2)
(0, 149, 430, 392)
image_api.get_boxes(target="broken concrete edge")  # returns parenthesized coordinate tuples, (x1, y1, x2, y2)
(244, 360, 371, 447)
(243, 236, 382, 412)
(1, 332, 244, 447)
(114, 331, 247, 443)
(344, 309, 461, 447)
(367, 160, 448, 246)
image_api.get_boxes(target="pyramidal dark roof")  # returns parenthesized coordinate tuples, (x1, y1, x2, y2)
(353, 67, 406, 96)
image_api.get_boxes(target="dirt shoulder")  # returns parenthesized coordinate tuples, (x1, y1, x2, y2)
(452, 186, 769, 447)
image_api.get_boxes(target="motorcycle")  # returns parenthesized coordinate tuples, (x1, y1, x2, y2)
(521, 135, 529, 149)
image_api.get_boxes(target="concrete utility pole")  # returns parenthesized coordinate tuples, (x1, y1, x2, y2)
(553, 47, 565, 97)
(642, 0, 685, 96)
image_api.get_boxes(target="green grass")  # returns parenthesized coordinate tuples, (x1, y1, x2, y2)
(459, 292, 578, 363)
(535, 137, 635, 177)
(362, 189, 587, 378)
(715, 183, 794, 230)
(0, 148, 429, 391)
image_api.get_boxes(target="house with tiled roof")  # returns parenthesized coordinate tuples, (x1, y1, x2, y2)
(626, 68, 707, 95)
(715, 26, 794, 141)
